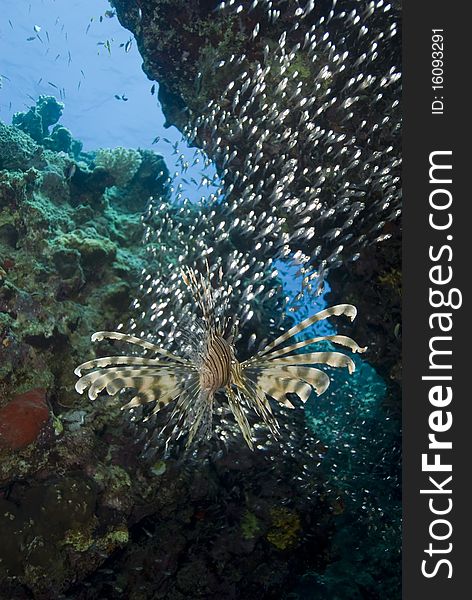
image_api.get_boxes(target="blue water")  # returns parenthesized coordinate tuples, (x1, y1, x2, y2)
(0, 0, 215, 202)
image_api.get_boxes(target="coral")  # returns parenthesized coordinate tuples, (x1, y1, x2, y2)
(0, 109, 166, 408)
(11, 96, 83, 157)
(240, 510, 261, 541)
(59, 229, 118, 272)
(266, 507, 301, 550)
(0, 388, 49, 450)
(94, 147, 143, 188)
(150, 459, 167, 476)
(102, 525, 129, 547)
(13, 95, 64, 143)
(0, 122, 45, 171)
(0, 107, 172, 594)
(379, 268, 402, 295)
(0, 475, 97, 591)
(63, 519, 98, 553)
(93, 463, 132, 499)
(44, 124, 83, 158)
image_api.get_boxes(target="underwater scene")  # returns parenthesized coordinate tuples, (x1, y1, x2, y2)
(0, 0, 401, 598)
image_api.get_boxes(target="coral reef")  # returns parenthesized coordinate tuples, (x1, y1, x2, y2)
(0, 122, 46, 172)
(266, 507, 301, 550)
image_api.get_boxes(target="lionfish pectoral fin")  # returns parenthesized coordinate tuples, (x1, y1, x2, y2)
(257, 352, 356, 374)
(74, 356, 174, 377)
(122, 382, 183, 417)
(257, 375, 314, 404)
(258, 334, 367, 361)
(255, 304, 358, 358)
(257, 366, 331, 397)
(89, 331, 191, 365)
(254, 375, 297, 408)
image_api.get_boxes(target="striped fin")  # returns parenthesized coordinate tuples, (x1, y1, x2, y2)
(90, 331, 191, 365)
(257, 365, 330, 397)
(257, 376, 313, 405)
(186, 391, 213, 448)
(236, 378, 280, 436)
(259, 334, 367, 360)
(75, 366, 177, 393)
(76, 367, 178, 400)
(122, 386, 161, 410)
(165, 376, 202, 442)
(227, 387, 254, 449)
(123, 379, 184, 414)
(74, 356, 180, 377)
(256, 351, 356, 374)
(99, 375, 155, 401)
(255, 375, 296, 408)
(253, 305, 357, 359)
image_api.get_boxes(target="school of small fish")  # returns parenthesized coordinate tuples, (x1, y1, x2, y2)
(188, 0, 400, 292)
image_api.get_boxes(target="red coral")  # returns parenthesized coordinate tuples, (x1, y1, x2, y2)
(0, 388, 49, 450)
(2, 257, 15, 271)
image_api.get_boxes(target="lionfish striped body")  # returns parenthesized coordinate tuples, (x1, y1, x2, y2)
(75, 267, 366, 450)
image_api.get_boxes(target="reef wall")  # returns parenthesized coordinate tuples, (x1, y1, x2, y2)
(0, 99, 173, 595)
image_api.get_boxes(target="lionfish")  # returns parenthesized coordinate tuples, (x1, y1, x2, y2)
(74, 267, 366, 450)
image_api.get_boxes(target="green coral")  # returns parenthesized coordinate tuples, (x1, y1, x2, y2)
(63, 520, 97, 553)
(241, 510, 261, 540)
(13, 95, 64, 143)
(44, 125, 83, 157)
(63, 521, 129, 553)
(60, 229, 117, 270)
(0, 121, 45, 171)
(93, 464, 131, 491)
(150, 459, 167, 476)
(0, 110, 166, 405)
(10, 96, 82, 157)
(102, 526, 129, 546)
(266, 507, 301, 550)
(378, 268, 402, 295)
